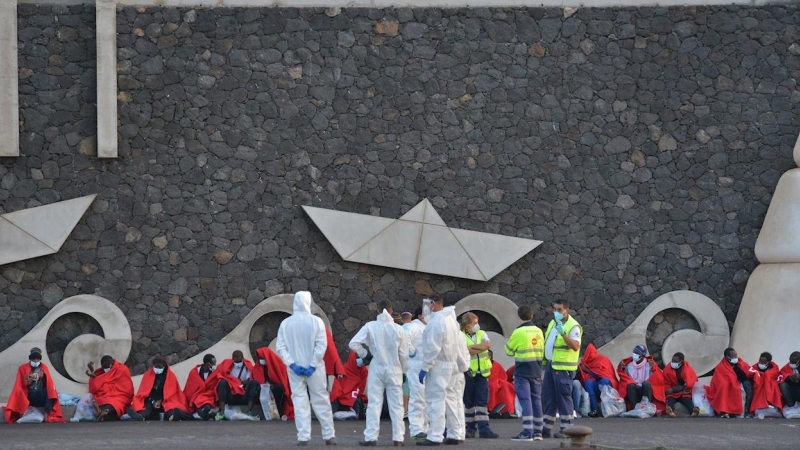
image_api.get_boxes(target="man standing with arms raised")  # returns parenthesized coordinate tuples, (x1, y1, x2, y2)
(541, 299, 581, 439)
(350, 299, 410, 447)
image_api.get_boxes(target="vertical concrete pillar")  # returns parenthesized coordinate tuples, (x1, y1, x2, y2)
(0, 0, 19, 157)
(96, 0, 117, 158)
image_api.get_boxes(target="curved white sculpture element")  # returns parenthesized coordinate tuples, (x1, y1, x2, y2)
(0, 194, 96, 266)
(753, 169, 800, 263)
(303, 199, 542, 281)
(454, 293, 523, 370)
(0, 294, 132, 401)
(598, 290, 730, 376)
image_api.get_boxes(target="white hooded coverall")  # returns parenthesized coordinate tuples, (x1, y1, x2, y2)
(276, 292, 336, 442)
(403, 318, 428, 436)
(349, 309, 410, 442)
(421, 306, 470, 443)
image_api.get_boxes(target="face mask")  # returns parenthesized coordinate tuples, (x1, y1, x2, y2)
(632, 354, 642, 362)
(729, 357, 739, 365)
(234, 362, 243, 369)
(472, 323, 480, 333)
(259, 359, 266, 366)
(790, 363, 798, 370)
(153, 367, 164, 375)
(670, 362, 680, 369)
(758, 363, 767, 370)
(356, 358, 364, 368)
(103, 367, 111, 373)
(554, 311, 564, 322)
(210, 365, 217, 371)
(422, 304, 431, 318)
(30, 361, 41, 368)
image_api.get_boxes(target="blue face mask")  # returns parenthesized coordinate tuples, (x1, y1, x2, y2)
(670, 362, 680, 369)
(791, 363, 798, 370)
(153, 367, 165, 375)
(758, 363, 768, 370)
(554, 311, 564, 322)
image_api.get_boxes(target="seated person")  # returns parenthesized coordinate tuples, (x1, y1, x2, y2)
(487, 350, 516, 416)
(3, 347, 66, 423)
(616, 344, 665, 412)
(324, 328, 346, 381)
(330, 352, 368, 417)
(578, 343, 617, 417)
(184, 354, 219, 420)
(214, 350, 260, 420)
(254, 346, 290, 419)
(707, 347, 755, 418)
(779, 351, 800, 407)
(662, 352, 699, 418)
(87, 355, 134, 422)
(750, 352, 783, 415)
(128, 355, 190, 421)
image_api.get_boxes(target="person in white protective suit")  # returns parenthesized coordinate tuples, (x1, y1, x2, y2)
(417, 295, 470, 446)
(403, 303, 430, 441)
(276, 291, 337, 446)
(349, 299, 410, 446)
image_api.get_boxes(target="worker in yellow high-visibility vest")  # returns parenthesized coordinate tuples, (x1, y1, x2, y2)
(460, 312, 499, 439)
(542, 299, 581, 439)
(505, 305, 545, 442)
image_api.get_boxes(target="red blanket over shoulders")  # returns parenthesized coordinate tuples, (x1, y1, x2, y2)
(616, 356, 666, 412)
(186, 358, 254, 409)
(89, 361, 134, 417)
(706, 357, 755, 415)
(506, 366, 515, 384)
(488, 362, 516, 415)
(3, 362, 66, 423)
(579, 344, 618, 390)
(133, 366, 188, 412)
(750, 362, 783, 413)
(662, 360, 698, 399)
(183, 365, 208, 407)
(779, 363, 798, 384)
(330, 353, 368, 408)
(324, 329, 346, 377)
(186, 365, 222, 410)
(254, 347, 295, 419)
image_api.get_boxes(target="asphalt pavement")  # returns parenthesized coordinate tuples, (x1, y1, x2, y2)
(1, 417, 798, 450)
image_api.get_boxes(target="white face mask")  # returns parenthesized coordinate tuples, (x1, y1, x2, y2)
(472, 323, 480, 333)
(422, 304, 432, 319)
(670, 362, 680, 369)
(791, 363, 798, 370)
(259, 359, 266, 366)
(632, 353, 642, 362)
(729, 357, 739, 365)
(210, 365, 217, 371)
(153, 367, 165, 375)
(30, 361, 41, 368)
(234, 362, 244, 369)
(758, 363, 768, 370)
(103, 367, 111, 373)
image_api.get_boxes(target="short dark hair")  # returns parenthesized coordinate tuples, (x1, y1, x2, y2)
(518, 305, 533, 321)
(378, 300, 392, 313)
(203, 354, 216, 365)
(672, 352, 685, 362)
(429, 294, 443, 305)
(414, 307, 423, 318)
(791, 351, 800, 362)
(554, 299, 570, 309)
(724, 348, 736, 358)
(760, 352, 772, 362)
(100, 355, 114, 366)
(232, 350, 243, 358)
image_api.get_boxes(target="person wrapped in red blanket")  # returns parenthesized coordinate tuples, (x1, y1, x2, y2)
(128, 355, 190, 421)
(779, 351, 800, 407)
(324, 328, 346, 379)
(183, 354, 218, 420)
(87, 355, 134, 422)
(330, 352, 368, 416)
(211, 350, 261, 420)
(254, 347, 292, 419)
(616, 344, 666, 413)
(750, 352, 783, 415)
(578, 343, 618, 417)
(662, 352, 699, 418)
(487, 351, 516, 416)
(3, 347, 66, 424)
(706, 347, 756, 418)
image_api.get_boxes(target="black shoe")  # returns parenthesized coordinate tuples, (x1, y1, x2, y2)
(358, 441, 377, 447)
(465, 430, 476, 439)
(297, 442, 309, 447)
(416, 440, 440, 446)
(444, 439, 462, 445)
(588, 409, 600, 418)
(479, 432, 498, 439)
(394, 442, 405, 447)
(127, 409, 145, 421)
(326, 438, 337, 446)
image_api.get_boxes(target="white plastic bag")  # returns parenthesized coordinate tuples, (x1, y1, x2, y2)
(333, 410, 357, 420)
(619, 398, 656, 418)
(70, 393, 96, 422)
(17, 406, 45, 423)
(754, 406, 782, 419)
(224, 405, 259, 421)
(783, 402, 800, 419)
(259, 383, 279, 421)
(599, 385, 626, 417)
(58, 393, 80, 406)
(737, 383, 746, 418)
(579, 389, 591, 417)
(691, 384, 714, 417)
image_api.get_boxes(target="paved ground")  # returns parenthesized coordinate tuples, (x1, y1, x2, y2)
(1, 417, 799, 449)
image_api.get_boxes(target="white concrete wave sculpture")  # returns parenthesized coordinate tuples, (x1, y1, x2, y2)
(598, 290, 730, 376)
(0, 194, 96, 266)
(730, 132, 800, 364)
(454, 292, 523, 370)
(303, 199, 543, 281)
(0, 294, 132, 402)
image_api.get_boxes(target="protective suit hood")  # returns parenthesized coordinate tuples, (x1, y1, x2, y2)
(440, 306, 457, 320)
(293, 291, 313, 314)
(377, 309, 394, 323)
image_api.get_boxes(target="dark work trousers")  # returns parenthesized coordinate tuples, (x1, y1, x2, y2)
(780, 382, 800, 407)
(542, 366, 574, 434)
(515, 376, 543, 436)
(463, 375, 493, 436)
(217, 379, 260, 406)
(666, 396, 695, 411)
(97, 404, 119, 421)
(626, 381, 654, 407)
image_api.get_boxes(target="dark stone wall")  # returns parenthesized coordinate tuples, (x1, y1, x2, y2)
(2, 5, 799, 374)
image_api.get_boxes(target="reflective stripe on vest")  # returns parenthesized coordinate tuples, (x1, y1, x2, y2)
(464, 330, 492, 377)
(545, 316, 581, 371)
(504, 325, 544, 363)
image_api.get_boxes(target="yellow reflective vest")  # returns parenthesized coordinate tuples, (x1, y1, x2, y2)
(504, 321, 544, 379)
(464, 330, 492, 377)
(544, 315, 581, 371)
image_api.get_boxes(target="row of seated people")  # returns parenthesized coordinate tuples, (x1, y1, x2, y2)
(574, 343, 800, 418)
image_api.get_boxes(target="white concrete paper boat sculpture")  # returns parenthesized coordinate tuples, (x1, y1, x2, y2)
(0, 194, 96, 266)
(303, 199, 542, 281)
